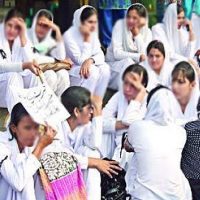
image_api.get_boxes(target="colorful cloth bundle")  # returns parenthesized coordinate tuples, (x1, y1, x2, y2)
(39, 152, 87, 200)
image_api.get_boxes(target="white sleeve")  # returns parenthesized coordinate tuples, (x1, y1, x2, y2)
(73, 154, 88, 169)
(83, 116, 103, 150)
(122, 100, 146, 125)
(63, 31, 92, 66)
(0, 62, 23, 73)
(0, 144, 41, 192)
(33, 53, 55, 64)
(90, 34, 105, 65)
(111, 21, 141, 62)
(180, 30, 196, 58)
(21, 41, 34, 62)
(50, 41, 66, 61)
(103, 93, 119, 133)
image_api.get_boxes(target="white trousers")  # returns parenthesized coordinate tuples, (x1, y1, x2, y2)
(44, 69, 70, 97)
(69, 63, 110, 97)
(108, 58, 134, 90)
(0, 70, 38, 113)
(77, 147, 101, 200)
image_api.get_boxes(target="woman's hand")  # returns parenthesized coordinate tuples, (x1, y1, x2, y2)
(80, 58, 94, 79)
(90, 95, 103, 116)
(39, 18, 62, 42)
(89, 158, 122, 178)
(14, 18, 27, 46)
(61, 58, 74, 68)
(127, 72, 147, 102)
(80, 24, 91, 42)
(33, 124, 56, 159)
(22, 61, 40, 75)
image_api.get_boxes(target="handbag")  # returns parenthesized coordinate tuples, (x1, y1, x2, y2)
(101, 158, 131, 200)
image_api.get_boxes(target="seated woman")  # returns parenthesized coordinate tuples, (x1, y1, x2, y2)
(171, 61, 199, 124)
(60, 86, 121, 200)
(102, 64, 148, 160)
(143, 40, 174, 91)
(106, 3, 152, 90)
(0, 8, 39, 113)
(127, 86, 192, 200)
(0, 103, 55, 200)
(63, 6, 110, 98)
(152, 3, 196, 64)
(28, 9, 71, 97)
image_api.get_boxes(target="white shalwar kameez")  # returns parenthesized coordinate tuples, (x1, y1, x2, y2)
(0, 23, 38, 112)
(28, 9, 69, 97)
(102, 91, 147, 195)
(0, 131, 41, 200)
(106, 3, 152, 90)
(128, 89, 192, 200)
(63, 6, 110, 97)
(57, 116, 103, 200)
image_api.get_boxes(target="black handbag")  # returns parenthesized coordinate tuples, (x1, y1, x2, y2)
(101, 158, 131, 200)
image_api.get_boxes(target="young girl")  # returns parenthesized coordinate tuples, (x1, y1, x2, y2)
(63, 6, 110, 97)
(0, 8, 39, 113)
(152, 3, 196, 64)
(106, 3, 152, 90)
(171, 61, 200, 124)
(28, 9, 71, 97)
(0, 103, 55, 200)
(143, 40, 174, 91)
(60, 86, 121, 200)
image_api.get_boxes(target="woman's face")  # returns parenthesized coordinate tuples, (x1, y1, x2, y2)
(172, 73, 195, 104)
(81, 14, 97, 33)
(35, 16, 51, 40)
(11, 115, 39, 148)
(126, 9, 146, 29)
(177, 11, 185, 28)
(5, 17, 20, 41)
(76, 104, 93, 125)
(123, 72, 142, 101)
(148, 48, 165, 74)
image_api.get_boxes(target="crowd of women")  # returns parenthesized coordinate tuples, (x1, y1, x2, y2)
(0, 1, 200, 200)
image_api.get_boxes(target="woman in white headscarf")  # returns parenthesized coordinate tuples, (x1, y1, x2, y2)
(0, 8, 39, 113)
(171, 61, 200, 125)
(143, 40, 174, 91)
(106, 3, 152, 90)
(28, 9, 70, 96)
(63, 5, 110, 98)
(127, 86, 192, 200)
(152, 3, 196, 64)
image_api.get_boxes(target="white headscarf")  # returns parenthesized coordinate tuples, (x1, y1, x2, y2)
(72, 5, 96, 30)
(145, 88, 183, 125)
(122, 3, 150, 53)
(163, 3, 181, 54)
(28, 9, 53, 46)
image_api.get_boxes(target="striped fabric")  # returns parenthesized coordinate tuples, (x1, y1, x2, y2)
(39, 152, 87, 200)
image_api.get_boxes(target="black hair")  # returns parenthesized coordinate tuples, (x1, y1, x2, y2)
(61, 86, 91, 115)
(5, 8, 24, 23)
(9, 103, 29, 141)
(177, 4, 184, 15)
(127, 4, 147, 18)
(80, 7, 97, 23)
(172, 61, 195, 83)
(146, 85, 169, 106)
(147, 40, 165, 58)
(122, 64, 148, 88)
(37, 10, 53, 21)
